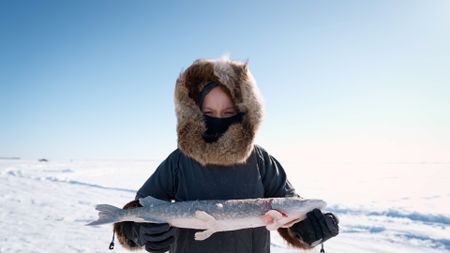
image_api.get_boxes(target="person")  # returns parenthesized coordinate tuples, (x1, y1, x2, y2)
(113, 56, 339, 253)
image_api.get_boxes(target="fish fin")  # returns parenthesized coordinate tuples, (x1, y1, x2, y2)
(139, 196, 168, 207)
(262, 210, 284, 231)
(266, 222, 282, 230)
(194, 229, 216, 240)
(194, 211, 217, 240)
(264, 210, 284, 220)
(86, 204, 121, 226)
(194, 211, 216, 223)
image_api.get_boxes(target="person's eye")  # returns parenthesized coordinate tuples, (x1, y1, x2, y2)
(225, 111, 236, 116)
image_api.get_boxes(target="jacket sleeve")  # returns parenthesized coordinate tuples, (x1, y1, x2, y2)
(113, 149, 180, 250)
(135, 149, 180, 200)
(255, 145, 312, 249)
(255, 145, 297, 198)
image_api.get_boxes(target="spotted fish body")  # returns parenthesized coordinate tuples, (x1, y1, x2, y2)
(87, 196, 326, 240)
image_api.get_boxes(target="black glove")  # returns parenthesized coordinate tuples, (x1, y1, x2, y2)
(124, 222, 175, 253)
(290, 209, 339, 247)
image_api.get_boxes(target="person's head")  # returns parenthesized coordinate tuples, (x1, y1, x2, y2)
(174, 56, 264, 166)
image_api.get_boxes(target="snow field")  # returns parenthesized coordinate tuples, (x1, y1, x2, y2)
(0, 159, 448, 252)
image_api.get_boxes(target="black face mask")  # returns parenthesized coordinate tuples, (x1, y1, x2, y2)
(202, 113, 243, 143)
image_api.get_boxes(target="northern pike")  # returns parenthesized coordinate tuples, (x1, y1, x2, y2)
(87, 196, 326, 240)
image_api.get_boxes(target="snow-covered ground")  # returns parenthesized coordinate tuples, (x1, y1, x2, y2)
(0, 158, 448, 253)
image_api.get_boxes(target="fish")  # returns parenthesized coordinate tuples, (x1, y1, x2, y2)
(87, 196, 326, 240)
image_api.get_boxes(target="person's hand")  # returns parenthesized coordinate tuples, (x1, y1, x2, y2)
(289, 209, 339, 247)
(125, 222, 175, 253)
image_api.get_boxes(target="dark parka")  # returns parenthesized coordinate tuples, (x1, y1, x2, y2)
(114, 57, 311, 252)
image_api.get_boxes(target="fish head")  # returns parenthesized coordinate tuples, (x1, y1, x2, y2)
(270, 197, 327, 224)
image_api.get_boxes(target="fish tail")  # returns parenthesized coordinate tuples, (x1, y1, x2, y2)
(86, 204, 122, 226)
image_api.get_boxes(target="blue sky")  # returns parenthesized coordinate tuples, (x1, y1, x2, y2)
(1, 1, 449, 161)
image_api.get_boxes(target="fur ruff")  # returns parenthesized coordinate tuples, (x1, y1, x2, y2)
(277, 228, 313, 249)
(113, 200, 143, 250)
(174, 56, 264, 166)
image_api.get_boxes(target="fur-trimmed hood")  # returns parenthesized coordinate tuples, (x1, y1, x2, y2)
(174, 56, 264, 166)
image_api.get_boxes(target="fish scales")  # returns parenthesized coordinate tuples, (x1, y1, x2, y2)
(127, 199, 270, 221)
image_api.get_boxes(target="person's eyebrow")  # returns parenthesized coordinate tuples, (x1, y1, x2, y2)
(203, 107, 215, 111)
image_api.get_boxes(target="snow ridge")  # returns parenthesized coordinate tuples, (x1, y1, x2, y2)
(330, 205, 450, 225)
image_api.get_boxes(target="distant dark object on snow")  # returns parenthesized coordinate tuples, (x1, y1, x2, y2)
(39, 158, 49, 162)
